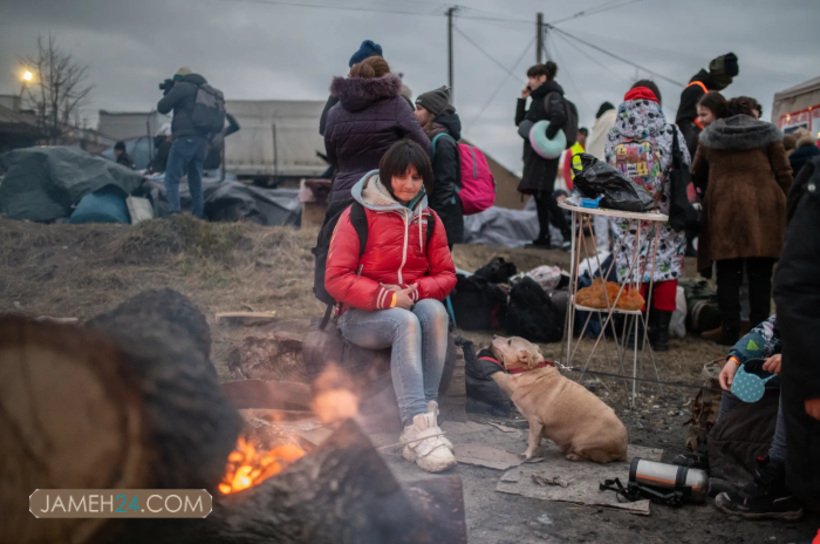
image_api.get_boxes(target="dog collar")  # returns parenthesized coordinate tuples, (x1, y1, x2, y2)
(508, 361, 555, 374)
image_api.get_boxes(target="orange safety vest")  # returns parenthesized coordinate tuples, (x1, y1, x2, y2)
(688, 81, 709, 129)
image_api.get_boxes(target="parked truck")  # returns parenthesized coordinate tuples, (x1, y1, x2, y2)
(224, 100, 328, 185)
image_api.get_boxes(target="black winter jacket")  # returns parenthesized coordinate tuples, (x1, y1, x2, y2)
(515, 80, 567, 194)
(676, 70, 722, 158)
(323, 73, 431, 202)
(157, 74, 210, 139)
(788, 143, 820, 179)
(773, 156, 820, 505)
(429, 110, 464, 246)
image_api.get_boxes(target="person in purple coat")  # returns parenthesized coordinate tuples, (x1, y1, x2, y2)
(323, 56, 431, 204)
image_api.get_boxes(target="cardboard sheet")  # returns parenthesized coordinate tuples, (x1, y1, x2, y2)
(496, 443, 663, 515)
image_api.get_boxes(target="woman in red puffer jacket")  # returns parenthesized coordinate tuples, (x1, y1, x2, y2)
(325, 140, 457, 474)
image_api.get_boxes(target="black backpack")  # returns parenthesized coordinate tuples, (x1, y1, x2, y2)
(545, 92, 579, 148)
(473, 257, 517, 284)
(192, 83, 226, 135)
(449, 275, 508, 331)
(506, 277, 563, 343)
(312, 200, 434, 329)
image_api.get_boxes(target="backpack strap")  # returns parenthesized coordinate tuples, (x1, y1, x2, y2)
(320, 201, 369, 331)
(431, 132, 454, 161)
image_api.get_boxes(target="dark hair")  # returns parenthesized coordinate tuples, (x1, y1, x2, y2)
(727, 96, 762, 118)
(697, 91, 727, 118)
(724, 96, 760, 118)
(527, 61, 557, 81)
(114, 141, 126, 152)
(379, 140, 434, 197)
(630, 79, 662, 105)
(579, 127, 589, 137)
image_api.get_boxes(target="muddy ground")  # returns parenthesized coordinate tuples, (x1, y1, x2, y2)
(1, 216, 817, 543)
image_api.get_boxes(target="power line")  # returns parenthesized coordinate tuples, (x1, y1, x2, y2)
(207, 0, 445, 17)
(551, 0, 646, 25)
(453, 25, 520, 78)
(466, 36, 535, 133)
(548, 25, 684, 87)
(551, 30, 632, 84)
(546, 33, 591, 113)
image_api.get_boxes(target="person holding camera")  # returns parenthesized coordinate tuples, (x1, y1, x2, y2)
(157, 66, 215, 219)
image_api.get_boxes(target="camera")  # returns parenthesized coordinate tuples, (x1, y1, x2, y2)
(159, 78, 174, 96)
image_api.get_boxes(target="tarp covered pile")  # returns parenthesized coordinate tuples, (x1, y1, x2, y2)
(0, 146, 301, 227)
(0, 146, 142, 222)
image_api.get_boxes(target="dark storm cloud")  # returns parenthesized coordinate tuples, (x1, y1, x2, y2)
(1, 0, 817, 169)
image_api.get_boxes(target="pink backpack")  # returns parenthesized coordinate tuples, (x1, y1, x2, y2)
(432, 134, 496, 215)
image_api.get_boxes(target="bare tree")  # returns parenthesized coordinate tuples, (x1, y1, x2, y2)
(20, 34, 94, 145)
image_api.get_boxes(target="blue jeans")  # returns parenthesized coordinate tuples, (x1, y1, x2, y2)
(165, 135, 208, 218)
(718, 384, 786, 463)
(339, 299, 449, 426)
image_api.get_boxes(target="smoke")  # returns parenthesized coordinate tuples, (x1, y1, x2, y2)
(311, 363, 359, 424)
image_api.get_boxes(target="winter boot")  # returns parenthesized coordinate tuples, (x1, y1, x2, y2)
(652, 310, 673, 352)
(399, 407, 456, 473)
(714, 457, 804, 520)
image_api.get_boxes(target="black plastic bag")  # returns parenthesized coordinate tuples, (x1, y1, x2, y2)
(668, 130, 700, 232)
(572, 153, 654, 213)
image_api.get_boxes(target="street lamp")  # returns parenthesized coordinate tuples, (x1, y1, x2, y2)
(19, 69, 33, 111)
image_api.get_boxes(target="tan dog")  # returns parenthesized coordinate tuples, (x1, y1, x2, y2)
(489, 335, 628, 463)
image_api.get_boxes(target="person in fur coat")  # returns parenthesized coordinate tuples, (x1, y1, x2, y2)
(323, 56, 431, 203)
(692, 98, 793, 345)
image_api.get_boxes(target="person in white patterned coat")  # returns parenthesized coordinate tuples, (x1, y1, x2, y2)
(605, 80, 690, 351)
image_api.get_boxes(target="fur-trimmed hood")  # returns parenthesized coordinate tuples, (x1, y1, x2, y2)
(700, 114, 783, 151)
(330, 73, 403, 113)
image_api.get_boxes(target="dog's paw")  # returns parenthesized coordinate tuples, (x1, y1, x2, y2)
(522, 450, 534, 460)
(565, 453, 582, 462)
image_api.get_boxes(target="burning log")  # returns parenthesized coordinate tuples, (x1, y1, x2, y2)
(150, 420, 467, 544)
(1, 290, 466, 544)
(0, 289, 242, 544)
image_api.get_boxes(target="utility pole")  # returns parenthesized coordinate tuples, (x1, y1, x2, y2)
(447, 6, 456, 102)
(536, 12, 544, 64)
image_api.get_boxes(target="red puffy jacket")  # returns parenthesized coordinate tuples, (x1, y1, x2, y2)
(325, 172, 457, 311)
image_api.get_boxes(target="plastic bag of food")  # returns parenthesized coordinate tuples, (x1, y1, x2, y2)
(572, 153, 654, 213)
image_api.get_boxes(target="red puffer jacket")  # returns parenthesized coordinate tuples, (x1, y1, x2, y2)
(325, 171, 456, 311)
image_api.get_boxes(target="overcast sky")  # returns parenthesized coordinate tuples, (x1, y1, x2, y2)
(1, 0, 817, 170)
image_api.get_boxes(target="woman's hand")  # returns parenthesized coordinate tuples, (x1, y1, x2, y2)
(381, 284, 402, 292)
(762, 354, 782, 375)
(719, 358, 739, 391)
(394, 284, 418, 310)
(521, 87, 531, 99)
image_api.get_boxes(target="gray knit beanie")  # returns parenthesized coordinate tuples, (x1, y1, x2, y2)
(416, 86, 451, 117)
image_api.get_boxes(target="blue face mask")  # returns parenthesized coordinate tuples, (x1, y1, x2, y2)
(731, 359, 776, 403)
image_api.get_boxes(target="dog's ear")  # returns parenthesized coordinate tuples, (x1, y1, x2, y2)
(531, 346, 544, 365)
(517, 349, 533, 368)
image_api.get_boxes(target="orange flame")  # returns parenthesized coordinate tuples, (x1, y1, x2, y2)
(219, 438, 305, 495)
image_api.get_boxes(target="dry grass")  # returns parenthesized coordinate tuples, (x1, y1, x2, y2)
(0, 216, 724, 386)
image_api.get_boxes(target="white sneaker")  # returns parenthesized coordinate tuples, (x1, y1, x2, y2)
(427, 400, 454, 452)
(400, 412, 456, 473)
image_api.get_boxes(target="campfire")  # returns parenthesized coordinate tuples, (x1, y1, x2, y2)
(219, 437, 305, 494)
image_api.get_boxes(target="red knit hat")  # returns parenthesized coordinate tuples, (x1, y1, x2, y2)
(624, 86, 660, 104)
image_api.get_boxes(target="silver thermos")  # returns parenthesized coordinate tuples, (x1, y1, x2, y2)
(629, 458, 710, 503)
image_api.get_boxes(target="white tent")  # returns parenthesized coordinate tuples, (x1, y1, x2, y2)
(771, 76, 820, 136)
